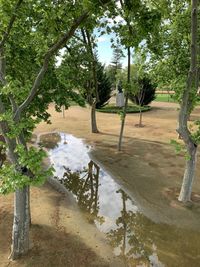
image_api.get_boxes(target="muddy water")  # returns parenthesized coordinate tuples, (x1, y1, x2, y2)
(38, 132, 200, 267)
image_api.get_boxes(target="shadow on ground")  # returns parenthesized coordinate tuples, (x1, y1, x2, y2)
(0, 217, 110, 267)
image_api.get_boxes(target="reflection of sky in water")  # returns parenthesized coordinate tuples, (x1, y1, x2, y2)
(46, 133, 138, 230)
(39, 132, 164, 267)
(48, 133, 90, 177)
(97, 174, 138, 232)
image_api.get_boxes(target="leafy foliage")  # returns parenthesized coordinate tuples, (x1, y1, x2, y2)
(129, 77, 156, 106)
(0, 145, 53, 194)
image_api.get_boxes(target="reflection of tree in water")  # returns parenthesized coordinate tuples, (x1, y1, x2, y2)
(107, 189, 154, 267)
(61, 160, 104, 224)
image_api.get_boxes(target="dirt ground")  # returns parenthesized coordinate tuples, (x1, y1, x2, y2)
(1, 101, 200, 267)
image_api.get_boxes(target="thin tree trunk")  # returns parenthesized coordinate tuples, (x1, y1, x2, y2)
(137, 86, 145, 127)
(118, 47, 130, 151)
(81, 29, 99, 133)
(118, 95, 128, 151)
(91, 101, 99, 133)
(139, 108, 143, 127)
(177, 0, 199, 202)
(62, 105, 65, 118)
(9, 186, 30, 260)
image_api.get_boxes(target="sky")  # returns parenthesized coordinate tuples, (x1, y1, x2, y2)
(96, 32, 128, 67)
(56, 32, 129, 68)
(56, 11, 129, 68)
(95, 13, 129, 68)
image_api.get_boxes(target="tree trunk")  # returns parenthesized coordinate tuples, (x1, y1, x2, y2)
(9, 186, 30, 260)
(139, 108, 143, 127)
(118, 46, 130, 151)
(137, 87, 145, 127)
(91, 101, 99, 133)
(0, 109, 31, 259)
(177, 0, 199, 202)
(17, 132, 31, 226)
(118, 95, 128, 151)
(81, 29, 100, 134)
(62, 105, 65, 118)
(178, 144, 197, 202)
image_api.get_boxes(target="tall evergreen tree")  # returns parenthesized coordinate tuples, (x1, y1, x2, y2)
(96, 62, 112, 109)
(107, 45, 124, 86)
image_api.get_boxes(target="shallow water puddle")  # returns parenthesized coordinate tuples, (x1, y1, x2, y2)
(38, 132, 200, 267)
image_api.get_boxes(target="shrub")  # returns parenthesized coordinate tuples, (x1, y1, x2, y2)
(97, 104, 151, 113)
(129, 77, 156, 106)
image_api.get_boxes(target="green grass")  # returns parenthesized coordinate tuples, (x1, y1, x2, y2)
(97, 104, 151, 114)
(154, 94, 176, 103)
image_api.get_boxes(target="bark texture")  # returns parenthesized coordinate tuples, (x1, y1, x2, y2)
(91, 101, 99, 133)
(178, 146, 197, 202)
(9, 187, 30, 260)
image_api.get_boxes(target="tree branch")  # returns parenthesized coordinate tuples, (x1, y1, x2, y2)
(0, 0, 23, 48)
(81, 28, 99, 103)
(14, 11, 89, 121)
(85, 29, 99, 102)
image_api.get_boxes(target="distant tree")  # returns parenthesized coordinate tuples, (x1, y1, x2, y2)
(111, 46, 123, 69)
(129, 77, 156, 106)
(115, 0, 161, 151)
(107, 45, 124, 86)
(129, 76, 156, 127)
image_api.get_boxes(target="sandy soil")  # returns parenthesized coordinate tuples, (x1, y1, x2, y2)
(0, 182, 122, 267)
(1, 101, 200, 267)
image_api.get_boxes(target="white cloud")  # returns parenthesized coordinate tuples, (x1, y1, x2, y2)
(109, 15, 125, 25)
(97, 36, 108, 43)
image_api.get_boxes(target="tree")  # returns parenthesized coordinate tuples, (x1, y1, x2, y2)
(150, 1, 199, 202)
(108, 45, 124, 86)
(57, 28, 111, 132)
(114, 0, 161, 150)
(129, 76, 156, 127)
(0, 0, 111, 259)
(81, 28, 100, 133)
(177, 0, 200, 202)
(132, 77, 156, 106)
(148, 0, 200, 202)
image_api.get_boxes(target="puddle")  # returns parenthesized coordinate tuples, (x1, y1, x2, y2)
(38, 132, 200, 267)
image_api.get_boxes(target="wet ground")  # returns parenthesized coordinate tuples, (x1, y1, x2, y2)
(38, 132, 200, 267)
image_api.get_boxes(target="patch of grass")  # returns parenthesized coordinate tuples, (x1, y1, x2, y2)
(97, 104, 151, 114)
(155, 94, 176, 103)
